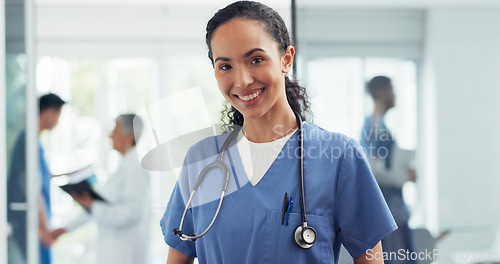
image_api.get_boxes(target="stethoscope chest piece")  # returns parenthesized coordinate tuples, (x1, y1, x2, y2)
(294, 224, 317, 249)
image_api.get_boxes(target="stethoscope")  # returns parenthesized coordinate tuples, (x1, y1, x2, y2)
(173, 111, 317, 249)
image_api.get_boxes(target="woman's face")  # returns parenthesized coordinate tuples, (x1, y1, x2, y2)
(210, 18, 294, 122)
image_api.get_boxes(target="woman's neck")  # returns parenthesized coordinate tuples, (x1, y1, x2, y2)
(242, 105, 297, 143)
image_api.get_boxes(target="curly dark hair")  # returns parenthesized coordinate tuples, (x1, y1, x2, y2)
(206, 1, 311, 127)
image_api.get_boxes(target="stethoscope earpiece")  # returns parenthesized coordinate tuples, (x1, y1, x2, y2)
(294, 224, 317, 249)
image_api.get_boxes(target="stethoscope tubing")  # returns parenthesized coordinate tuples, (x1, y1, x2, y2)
(175, 112, 313, 242)
(294, 111, 309, 226)
(178, 190, 226, 241)
(175, 127, 240, 241)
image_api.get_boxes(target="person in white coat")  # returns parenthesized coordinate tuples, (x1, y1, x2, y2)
(52, 114, 152, 264)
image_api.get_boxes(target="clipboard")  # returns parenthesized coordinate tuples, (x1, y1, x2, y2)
(53, 165, 106, 202)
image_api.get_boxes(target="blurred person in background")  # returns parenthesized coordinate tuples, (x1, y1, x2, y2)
(360, 76, 416, 264)
(7, 93, 66, 264)
(51, 114, 152, 264)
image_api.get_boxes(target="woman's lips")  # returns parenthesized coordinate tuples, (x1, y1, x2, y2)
(236, 89, 263, 101)
(234, 88, 264, 106)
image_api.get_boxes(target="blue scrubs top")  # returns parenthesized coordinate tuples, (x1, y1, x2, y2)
(39, 142, 52, 264)
(360, 116, 395, 169)
(161, 123, 396, 263)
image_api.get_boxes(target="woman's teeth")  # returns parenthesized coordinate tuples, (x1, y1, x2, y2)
(238, 90, 262, 101)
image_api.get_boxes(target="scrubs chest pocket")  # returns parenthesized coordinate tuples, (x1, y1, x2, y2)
(266, 210, 334, 264)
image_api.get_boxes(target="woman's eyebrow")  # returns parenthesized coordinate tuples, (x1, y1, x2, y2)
(243, 48, 265, 57)
(214, 56, 230, 63)
(214, 48, 266, 63)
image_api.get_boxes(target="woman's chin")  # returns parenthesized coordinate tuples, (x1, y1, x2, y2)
(241, 109, 272, 123)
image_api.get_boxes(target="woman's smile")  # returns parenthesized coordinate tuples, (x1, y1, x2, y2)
(234, 88, 264, 106)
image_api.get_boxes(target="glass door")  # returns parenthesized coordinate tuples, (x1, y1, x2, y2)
(1, 0, 6, 263)
(5, 0, 38, 263)
(6, 34, 29, 264)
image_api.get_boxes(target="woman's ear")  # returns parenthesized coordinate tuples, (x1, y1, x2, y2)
(281, 46, 295, 74)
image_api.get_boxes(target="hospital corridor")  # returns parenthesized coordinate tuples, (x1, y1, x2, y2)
(1, 0, 500, 263)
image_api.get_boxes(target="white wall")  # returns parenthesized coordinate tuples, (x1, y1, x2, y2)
(36, 3, 291, 57)
(36, 6, 209, 57)
(422, 7, 500, 252)
(296, 9, 424, 61)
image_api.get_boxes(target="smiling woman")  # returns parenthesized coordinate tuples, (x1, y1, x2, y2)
(160, 1, 396, 264)
(206, 2, 311, 141)
(211, 18, 296, 141)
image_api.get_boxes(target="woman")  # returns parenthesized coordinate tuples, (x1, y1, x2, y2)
(52, 114, 151, 264)
(161, 1, 396, 263)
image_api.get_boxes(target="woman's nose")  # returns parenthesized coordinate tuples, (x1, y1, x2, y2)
(234, 66, 253, 89)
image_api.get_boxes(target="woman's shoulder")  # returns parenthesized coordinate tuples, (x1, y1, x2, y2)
(183, 131, 233, 163)
(302, 123, 366, 163)
(303, 122, 357, 147)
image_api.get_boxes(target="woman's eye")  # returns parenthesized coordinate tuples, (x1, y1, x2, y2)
(251, 58, 263, 64)
(220, 64, 232, 71)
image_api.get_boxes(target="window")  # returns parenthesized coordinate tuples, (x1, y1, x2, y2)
(305, 57, 417, 149)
